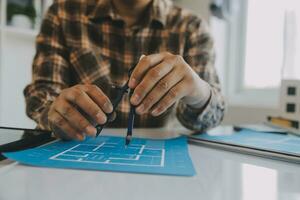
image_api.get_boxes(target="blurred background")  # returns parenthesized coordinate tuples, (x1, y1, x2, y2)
(0, 0, 300, 128)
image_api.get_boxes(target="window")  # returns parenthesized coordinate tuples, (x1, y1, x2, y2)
(244, 0, 300, 89)
(244, 0, 285, 89)
(286, 103, 296, 113)
(287, 87, 296, 96)
(222, 0, 300, 107)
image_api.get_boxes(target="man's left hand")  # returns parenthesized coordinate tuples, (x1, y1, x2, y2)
(128, 52, 211, 116)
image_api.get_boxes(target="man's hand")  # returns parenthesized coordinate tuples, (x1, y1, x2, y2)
(129, 53, 211, 116)
(48, 84, 113, 140)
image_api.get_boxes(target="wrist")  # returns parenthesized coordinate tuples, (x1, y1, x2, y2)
(183, 79, 211, 109)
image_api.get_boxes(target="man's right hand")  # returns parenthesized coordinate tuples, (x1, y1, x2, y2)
(47, 84, 113, 141)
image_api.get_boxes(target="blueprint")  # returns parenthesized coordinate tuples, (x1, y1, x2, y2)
(4, 136, 195, 176)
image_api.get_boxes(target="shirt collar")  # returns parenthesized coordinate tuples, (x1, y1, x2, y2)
(87, 0, 172, 27)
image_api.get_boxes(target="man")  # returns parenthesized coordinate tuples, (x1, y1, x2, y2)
(24, 0, 225, 140)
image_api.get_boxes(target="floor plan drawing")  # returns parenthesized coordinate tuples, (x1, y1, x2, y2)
(4, 135, 196, 176)
(49, 141, 165, 167)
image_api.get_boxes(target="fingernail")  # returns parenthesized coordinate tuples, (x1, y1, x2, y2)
(131, 94, 140, 105)
(129, 78, 137, 88)
(85, 125, 97, 136)
(151, 108, 161, 116)
(140, 55, 146, 60)
(104, 102, 113, 113)
(77, 134, 85, 141)
(136, 104, 144, 114)
(96, 113, 107, 124)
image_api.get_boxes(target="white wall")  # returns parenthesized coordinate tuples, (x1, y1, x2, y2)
(0, 33, 36, 128)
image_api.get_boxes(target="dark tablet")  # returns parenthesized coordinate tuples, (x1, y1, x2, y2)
(0, 127, 55, 161)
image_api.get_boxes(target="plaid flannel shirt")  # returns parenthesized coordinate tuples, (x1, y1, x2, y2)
(24, 0, 225, 131)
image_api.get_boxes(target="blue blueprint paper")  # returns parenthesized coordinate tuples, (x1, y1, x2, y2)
(193, 130, 300, 155)
(4, 136, 195, 176)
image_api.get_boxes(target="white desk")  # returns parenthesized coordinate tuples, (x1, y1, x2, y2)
(0, 128, 299, 200)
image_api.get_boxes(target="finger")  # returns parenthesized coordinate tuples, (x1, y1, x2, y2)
(151, 80, 189, 116)
(135, 70, 184, 114)
(85, 85, 113, 114)
(62, 86, 107, 125)
(129, 53, 170, 88)
(107, 111, 117, 122)
(49, 110, 84, 141)
(130, 59, 175, 105)
(54, 100, 97, 136)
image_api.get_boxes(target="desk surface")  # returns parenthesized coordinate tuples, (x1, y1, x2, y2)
(0, 128, 300, 200)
